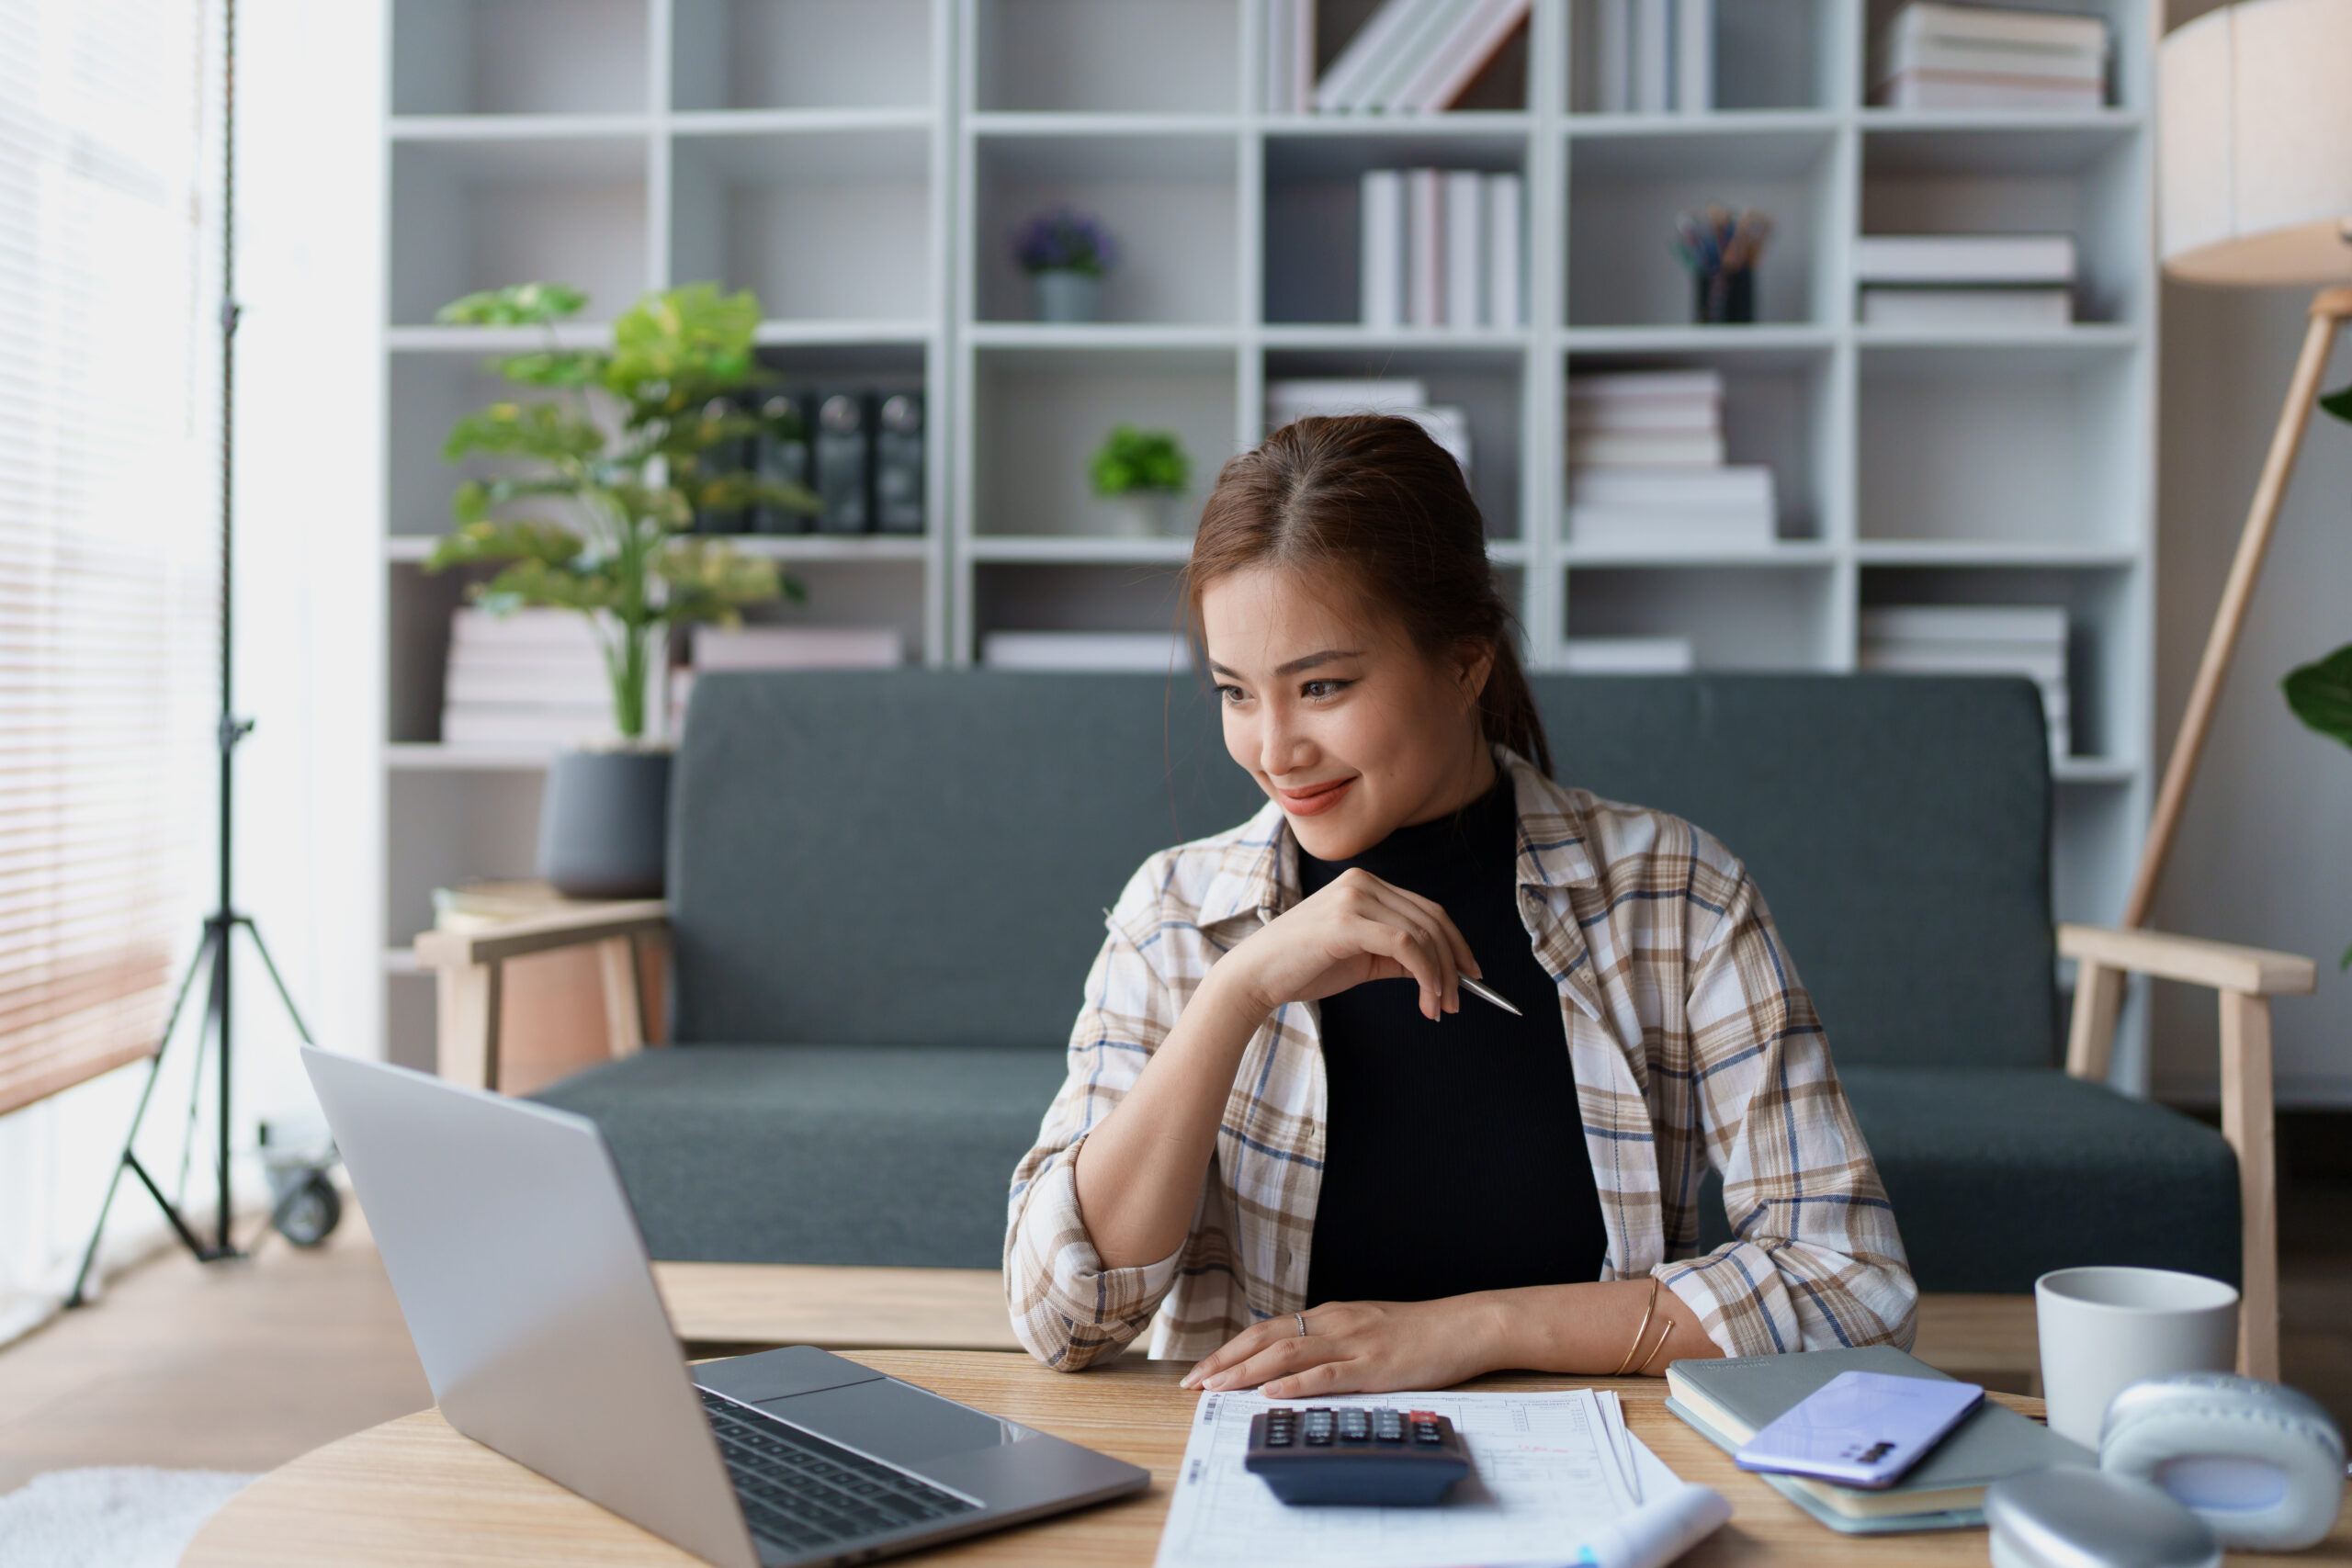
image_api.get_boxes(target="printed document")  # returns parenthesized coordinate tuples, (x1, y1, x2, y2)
(1154, 1386, 1680, 1568)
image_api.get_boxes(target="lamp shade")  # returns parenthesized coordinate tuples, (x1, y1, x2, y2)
(2159, 0, 2352, 285)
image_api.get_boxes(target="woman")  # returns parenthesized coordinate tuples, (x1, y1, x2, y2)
(1005, 415, 1914, 1397)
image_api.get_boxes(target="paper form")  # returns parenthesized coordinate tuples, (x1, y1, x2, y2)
(1154, 1387, 1651, 1568)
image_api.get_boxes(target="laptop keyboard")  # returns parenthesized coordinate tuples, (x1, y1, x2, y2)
(698, 1388, 978, 1556)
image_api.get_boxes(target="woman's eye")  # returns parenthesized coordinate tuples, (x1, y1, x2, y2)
(1301, 679, 1350, 700)
(1216, 683, 1247, 704)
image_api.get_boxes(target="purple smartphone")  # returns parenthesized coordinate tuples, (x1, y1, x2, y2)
(1733, 1371, 1984, 1489)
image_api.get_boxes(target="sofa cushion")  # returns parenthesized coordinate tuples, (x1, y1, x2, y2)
(1698, 1067, 2240, 1293)
(532, 1043, 1067, 1267)
(1531, 676, 2056, 1070)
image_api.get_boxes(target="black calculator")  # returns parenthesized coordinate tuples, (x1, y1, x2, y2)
(1243, 1406, 1471, 1506)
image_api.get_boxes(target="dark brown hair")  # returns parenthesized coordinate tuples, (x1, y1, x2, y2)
(1182, 414, 1552, 777)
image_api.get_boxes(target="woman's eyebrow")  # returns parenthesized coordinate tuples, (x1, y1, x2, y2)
(1205, 649, 1363, 680)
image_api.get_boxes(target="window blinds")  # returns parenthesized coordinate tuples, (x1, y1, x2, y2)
(0, 0, 219, 1116)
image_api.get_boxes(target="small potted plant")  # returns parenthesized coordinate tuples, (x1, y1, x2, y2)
(1091, 424, 1192, 537)
(427, 280, 818, 897)
(1017, 207, 1117, 324)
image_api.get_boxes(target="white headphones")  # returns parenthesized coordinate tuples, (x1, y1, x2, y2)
(2098, 1373, 2345, 1551)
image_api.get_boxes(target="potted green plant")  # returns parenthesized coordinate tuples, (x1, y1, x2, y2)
(1090, 424, 1192, 538)
(2279, 380, 2352, 967)
(1016, 207, 1117, 324)
(427, 280, 817, 897)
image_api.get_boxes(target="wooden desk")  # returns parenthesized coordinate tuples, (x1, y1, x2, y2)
(182, 1350, 2352, 1567)
(651, 1264, 1017, 1352)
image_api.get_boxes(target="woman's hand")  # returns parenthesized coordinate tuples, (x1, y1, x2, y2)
(1224, 867, 1479, 1023)
(1179, 1298, 1503, 1399)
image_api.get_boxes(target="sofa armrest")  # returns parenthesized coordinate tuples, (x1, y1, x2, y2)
(414, 900, 670, 1096)
(2056, 923, 2318, 998)
(2056, 922, 2314, 1383)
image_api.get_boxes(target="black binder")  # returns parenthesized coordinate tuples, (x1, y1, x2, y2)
(752, 391, 813, 536)
(812, 390, 871, 535)
(873, 391, 924, 536)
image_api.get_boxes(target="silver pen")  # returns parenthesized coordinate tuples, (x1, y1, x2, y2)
(1458, 976, 1521, 1017)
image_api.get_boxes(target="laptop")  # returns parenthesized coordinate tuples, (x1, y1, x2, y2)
(300, 1046, 1148, 1568)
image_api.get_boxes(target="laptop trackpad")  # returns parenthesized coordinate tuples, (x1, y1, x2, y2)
(759, 1379, 1026, 1468)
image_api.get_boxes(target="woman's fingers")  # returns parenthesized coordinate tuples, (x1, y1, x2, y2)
(1387, 884, 1481, 980)
(1262, 1357, 1357, 1400)
(1356, 919, 1449, 1021)
(1181, 1319, 1283, 1388)
(1358, 883, 1472, 1011)
(1201, 1331, 1342, 1393)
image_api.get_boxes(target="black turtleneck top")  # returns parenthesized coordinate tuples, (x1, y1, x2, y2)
(1298, 773, 1608, 1307)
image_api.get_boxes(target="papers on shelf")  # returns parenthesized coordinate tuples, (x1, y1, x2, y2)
(1566, 370, 1777, 549)
(1860, 287, 2073, 329)
(1155, 1386, 1727, 1568)
(1266, 378, 1474, 475)
(441, 608, 622, 748)
(1860, 604, 2071, 758)
(1870, 2, 2109, 111)
(1851, 234, 2077, 286)
(979, 631, 1192, 672)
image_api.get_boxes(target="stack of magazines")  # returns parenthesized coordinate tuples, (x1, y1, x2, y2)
(1871, 3, 2109, 110)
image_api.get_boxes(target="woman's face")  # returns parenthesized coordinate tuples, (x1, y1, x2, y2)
(1201, 563, 1494, 861)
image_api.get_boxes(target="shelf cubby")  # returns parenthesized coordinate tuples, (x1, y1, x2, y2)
(970, 0, 1238, 114)
(972, 133, 1239, 325)
(972, 561, 1189, 649)
(392, 0, 648, 117)
(389, 135, 649, 325)
(1856, 342, 2143, 547)
(1860, 0, 2154, 113)
(1261, 344, 1527, 540)
(673, 0, 935, 112)
(1564, 125, 1839, 327)
(1262, 129, 1530, 327)
(387, 769, 547, 949)
(1565, 562, 1841, 671)
(1567, 0, 1846, 114)
(672, 128, 933, 323)
(730, 561, 931, 664)
(1858, 563, 2140, 761)
(971, 344, 1237, 539)
(1565, 339, 1842, 544)
(1860, 122, 2149, 325)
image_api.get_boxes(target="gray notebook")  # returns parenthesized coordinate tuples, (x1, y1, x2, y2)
(1666, 1345, 2091, 1532)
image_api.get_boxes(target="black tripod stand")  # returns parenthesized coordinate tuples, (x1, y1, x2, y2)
(64, 0, 317, 1306)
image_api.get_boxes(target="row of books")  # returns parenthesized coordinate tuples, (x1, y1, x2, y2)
(1855, 233, 2077, 330)
(1859, 604, 2072, 757)
(1566, 369, 1778, 552)
(1871, 2, 2109, 112)
(1586, 0, 1713, 115)
(1266, 378, 1473, 474)
(1280, 0, 1532, 115)
(1360, 169, 1524, 330)
(440, 611, 907, 746)
(697, 389, 923, 537)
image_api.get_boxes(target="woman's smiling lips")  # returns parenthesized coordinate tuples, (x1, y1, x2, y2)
(1274, 776, 1355, 816)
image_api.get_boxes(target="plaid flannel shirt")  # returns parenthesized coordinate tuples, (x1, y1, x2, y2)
(1005, 749, 1917, 1371)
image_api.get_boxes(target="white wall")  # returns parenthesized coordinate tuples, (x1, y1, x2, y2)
(2150, 281, 2352, 1105)
(2146, 0, 2352, 1107)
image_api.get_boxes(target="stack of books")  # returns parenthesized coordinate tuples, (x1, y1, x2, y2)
(1266, 378, 1472, 475)
(441, 608, 623, 747)
(978, 632, 1193, 672)
(1565, 370, 1776, 551)
(1854, 233, 2076, 330)
(1296, 0, 1531, 114)
(1860, 604, 2072, 758)
(1871, 3, 2109, 111)
(1586, 0, 1713, 114)
(1359, 168, 1523, 329)
(1668, 1346, 2089, 1533)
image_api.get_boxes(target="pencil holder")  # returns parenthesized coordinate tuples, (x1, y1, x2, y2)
(1694, 267, 1755, 325)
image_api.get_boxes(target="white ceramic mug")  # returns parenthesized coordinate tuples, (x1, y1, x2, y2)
(2035, 1266, 2240, 1448)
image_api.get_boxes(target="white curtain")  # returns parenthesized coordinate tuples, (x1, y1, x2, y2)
(0, 0, 220, 1336)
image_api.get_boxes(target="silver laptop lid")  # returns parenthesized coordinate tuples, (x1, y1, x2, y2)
(301, 1046, 758, 1568)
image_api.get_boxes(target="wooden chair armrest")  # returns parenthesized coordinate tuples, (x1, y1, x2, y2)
(413, 900, 669, 970)
(2057, 923, 2316, 997)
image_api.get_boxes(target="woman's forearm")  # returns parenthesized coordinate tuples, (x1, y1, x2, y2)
(1470, 1276, 1720, 1376)
(1071, 963, 1271, 1269)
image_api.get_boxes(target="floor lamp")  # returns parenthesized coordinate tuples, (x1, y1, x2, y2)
(2098, 0, 2352, 964)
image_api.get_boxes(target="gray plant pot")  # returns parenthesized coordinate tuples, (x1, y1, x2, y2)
(537, 748, 672, 899)
(1030, 269, 1102, 323)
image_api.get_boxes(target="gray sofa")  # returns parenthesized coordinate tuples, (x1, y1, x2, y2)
(526, 670, 2256, 1312)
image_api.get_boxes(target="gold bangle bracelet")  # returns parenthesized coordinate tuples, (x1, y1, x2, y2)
(1611, 1275, 1661, 1377)
(1631, 1303, 1676, 1376)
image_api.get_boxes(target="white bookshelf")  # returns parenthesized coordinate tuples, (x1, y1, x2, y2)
(379, 0, 2160, 1076)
